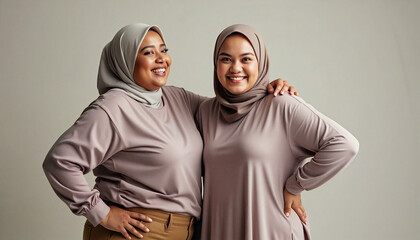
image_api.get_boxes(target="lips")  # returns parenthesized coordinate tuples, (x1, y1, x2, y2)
(151, 67, 166, 77)
(227, 75, 247, 83)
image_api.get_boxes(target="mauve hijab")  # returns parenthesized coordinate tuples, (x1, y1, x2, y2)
(97, 23, 165, 108)
(214, 24, 270, 122)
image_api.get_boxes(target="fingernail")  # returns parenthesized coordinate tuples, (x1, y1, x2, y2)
(286, 212, 290, 217)
(148, 217, 153, 222)
(274, 92, 278, 96)
(146, 228, 150, 232)
(280, 91, 284, 95)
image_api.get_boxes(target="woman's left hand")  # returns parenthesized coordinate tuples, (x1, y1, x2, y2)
(284, 188, 307, 224)
(267, 78, 298, 96)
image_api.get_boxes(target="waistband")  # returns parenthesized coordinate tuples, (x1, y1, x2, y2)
(128, 207, 194, 227)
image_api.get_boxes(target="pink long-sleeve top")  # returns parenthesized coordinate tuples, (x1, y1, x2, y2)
(197, 94, 359, 240)
(43, 86, 205, 226)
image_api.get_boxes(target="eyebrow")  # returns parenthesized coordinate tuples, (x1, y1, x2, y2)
(219, 52, 254, 57)
(140, 43, 166, 52)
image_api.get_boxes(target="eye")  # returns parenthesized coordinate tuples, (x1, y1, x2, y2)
(144, 51, 153, 55)
(161, 48, 169, 53)
(220, 57, 231, 62)
(242, 57, 252, 62)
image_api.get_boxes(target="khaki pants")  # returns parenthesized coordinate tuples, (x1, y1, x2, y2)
(83, 207, 195, 240)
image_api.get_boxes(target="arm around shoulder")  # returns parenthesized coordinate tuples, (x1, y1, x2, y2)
(180, 87, 209, 116)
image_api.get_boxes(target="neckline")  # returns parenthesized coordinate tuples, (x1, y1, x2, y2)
(110, 88, 166, 111)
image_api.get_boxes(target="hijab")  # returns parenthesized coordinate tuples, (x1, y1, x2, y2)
(97, 23, 165, 108)
(213, 24, 270, 122)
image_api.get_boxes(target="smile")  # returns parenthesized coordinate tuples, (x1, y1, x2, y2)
(227, 76, 247, 82)
(152, 68, 166, 74)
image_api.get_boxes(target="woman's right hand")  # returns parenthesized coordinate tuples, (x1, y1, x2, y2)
(284, 188, 307, 224)
(100, 205, 153, 239)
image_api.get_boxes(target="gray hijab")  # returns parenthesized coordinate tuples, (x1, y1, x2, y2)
(97, 23, 165, 108)
(213, 24, 270, 122)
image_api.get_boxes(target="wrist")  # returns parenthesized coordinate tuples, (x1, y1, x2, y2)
(84, 200, 110, 227)
(285, 174, 304, 195)
(100, 211, 110, 226)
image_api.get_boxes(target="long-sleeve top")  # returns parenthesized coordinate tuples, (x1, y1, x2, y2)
(43, 86, 206, 226)
(196, 94, 359, 240)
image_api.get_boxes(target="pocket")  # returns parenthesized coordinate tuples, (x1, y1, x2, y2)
(107, 220, 167, 240)
(139, 220, 167, 240)
(186, 219, 195, 240)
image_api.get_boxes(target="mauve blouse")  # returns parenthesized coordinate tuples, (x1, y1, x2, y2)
(43, 86, 205, 226)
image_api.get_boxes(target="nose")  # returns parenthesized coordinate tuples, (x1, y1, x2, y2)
(156, 54, 163, 63)
(230, 60, 242, 73)
(155, 52, 164, 63)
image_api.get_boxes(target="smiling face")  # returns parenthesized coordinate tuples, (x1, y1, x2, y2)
(133, 30, 172, 91)
(216, 34, 259, 95)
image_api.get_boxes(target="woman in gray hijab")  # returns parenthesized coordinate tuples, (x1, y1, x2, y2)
(43, 23, 298, 240)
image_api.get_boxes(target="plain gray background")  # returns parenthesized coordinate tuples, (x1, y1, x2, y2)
(1, 0, 419, 239)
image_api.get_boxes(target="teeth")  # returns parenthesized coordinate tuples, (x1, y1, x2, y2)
(229, 76, 244, 80)
(152, 68, 165, 73)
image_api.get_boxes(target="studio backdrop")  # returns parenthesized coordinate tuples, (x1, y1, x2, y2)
(0, 0, 419, 239)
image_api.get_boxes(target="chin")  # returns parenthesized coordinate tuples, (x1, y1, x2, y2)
(226, 88, 247, 95)
(153, 80, 167, 89)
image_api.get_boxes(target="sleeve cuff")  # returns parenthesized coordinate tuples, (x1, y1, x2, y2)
(84, 199, 110, 227)
(285, 173, 305, 195)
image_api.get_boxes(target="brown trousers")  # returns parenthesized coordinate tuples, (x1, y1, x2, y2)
(83, 208, 195, 240)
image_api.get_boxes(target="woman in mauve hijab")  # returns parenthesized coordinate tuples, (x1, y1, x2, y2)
(196, 24, 359, 240)
(42, 23, 298, 240)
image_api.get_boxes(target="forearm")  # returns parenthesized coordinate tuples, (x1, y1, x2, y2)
(43, 146, 110, 226)
(285, 98, 359, 195)
(286, 133, 359, 195)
